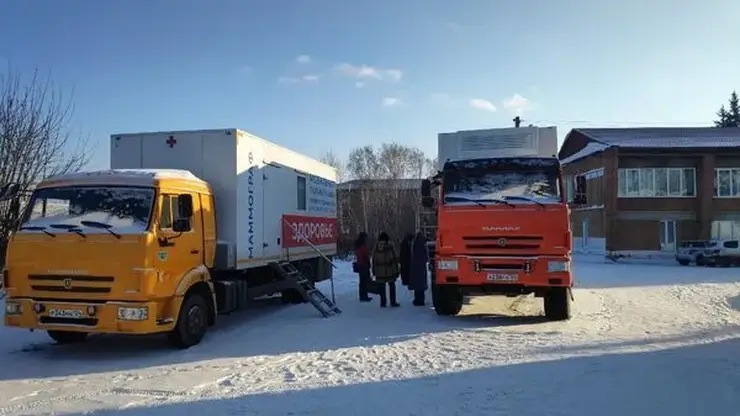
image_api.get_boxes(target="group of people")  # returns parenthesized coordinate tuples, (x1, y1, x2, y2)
(353, 230, 429, 308)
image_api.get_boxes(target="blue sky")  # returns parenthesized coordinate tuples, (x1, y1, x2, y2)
(1, 0, 739, 171)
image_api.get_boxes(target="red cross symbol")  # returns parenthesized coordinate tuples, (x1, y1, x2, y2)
(166, 136, 177, 148)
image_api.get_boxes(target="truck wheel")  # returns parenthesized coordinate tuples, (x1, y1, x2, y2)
(544, 288, 571, 321)
(168, 293, 208, 349)
(432, 285, 463, 316)
(48, 330, 88, 344)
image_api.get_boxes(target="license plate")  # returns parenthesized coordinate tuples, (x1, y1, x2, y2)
(48, 308, 84, 319)
(487, 273, 518, 282)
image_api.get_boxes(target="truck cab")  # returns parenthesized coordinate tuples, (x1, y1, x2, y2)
(4, 169, 217, 347)
(420, 127, 578, 320)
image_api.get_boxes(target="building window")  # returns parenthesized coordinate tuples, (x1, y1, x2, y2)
(565, 175, 574, 202)
(617, 168, 696, 198)
(714, 168, 740, 197)
(297, 176, 307, 210)
(711, 220, 740, 239)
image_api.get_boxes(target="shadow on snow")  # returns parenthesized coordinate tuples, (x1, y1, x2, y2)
(0, 289, 553, 381)
(88, 337, 740, 416)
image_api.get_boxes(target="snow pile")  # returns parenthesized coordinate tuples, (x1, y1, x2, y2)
(0, 258, 739, 415)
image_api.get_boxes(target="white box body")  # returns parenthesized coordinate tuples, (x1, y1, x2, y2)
(437, 126, 558, 170)
(110, 129, 338, 269)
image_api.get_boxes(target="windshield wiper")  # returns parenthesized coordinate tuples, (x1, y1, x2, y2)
(80, 220, 121, 239)
(476, 198, 515, 208)
(445, 195, 514, 208)
(443, 195, 486, 208)
(503, 196, 546, 208)
(19, 226, 56, 237)
(49, 224, 87, 238)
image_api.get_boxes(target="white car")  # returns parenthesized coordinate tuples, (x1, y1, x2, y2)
(702, 239, 740, 267)
(675, 240, 713, 266)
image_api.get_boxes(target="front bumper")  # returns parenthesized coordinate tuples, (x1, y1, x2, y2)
(433, 255, 573, 288)
(4, 298, 176, 334)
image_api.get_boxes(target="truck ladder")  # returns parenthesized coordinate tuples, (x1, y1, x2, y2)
(282, 217, 339, 305)
(269, 261, 341, 317)
(417, 208, 438, 259)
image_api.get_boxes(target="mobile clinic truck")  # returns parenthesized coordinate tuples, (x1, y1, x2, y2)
(3, 129, 339, 348)
(419, 126, 579, 320)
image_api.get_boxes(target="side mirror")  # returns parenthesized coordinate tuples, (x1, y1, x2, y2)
(421, 179, 431, 197)
(421, 196, 435, 208)
(172, 218, 191, 232)
(178, 194, 193, 218)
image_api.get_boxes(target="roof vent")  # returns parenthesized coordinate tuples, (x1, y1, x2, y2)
(459, 131, 538, 156)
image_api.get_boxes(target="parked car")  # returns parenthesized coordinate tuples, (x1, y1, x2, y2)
(675, 240, 712, 266)
(703, 239, 740, 267)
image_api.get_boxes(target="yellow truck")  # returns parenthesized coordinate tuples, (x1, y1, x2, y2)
(3, 129, 340, 348)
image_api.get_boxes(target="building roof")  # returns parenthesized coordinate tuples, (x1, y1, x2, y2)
(561, 127, 740, 165)
(338, 178, 421, 191)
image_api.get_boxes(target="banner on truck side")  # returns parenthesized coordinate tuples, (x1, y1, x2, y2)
(281, 214, 337, 248)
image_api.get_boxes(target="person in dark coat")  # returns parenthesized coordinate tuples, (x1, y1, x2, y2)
(371, 232, 400, 308)
(409, 231, 429, 306)
(354, 232, 373, 302)
(399, 233, 413, 287)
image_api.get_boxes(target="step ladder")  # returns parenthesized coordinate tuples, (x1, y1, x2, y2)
(417, 208, 438, 259)
(270, 261, 342, 318)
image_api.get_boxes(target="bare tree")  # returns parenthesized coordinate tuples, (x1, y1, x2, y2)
(0, 67, 90, 262)
(319, 149, 346, 183)
(407, 147, 427, 179)
(378, 142, 411, 179)
(425, 156, 439, 177)
(346, 145, 383, 180)
(340, 143, 435, 250)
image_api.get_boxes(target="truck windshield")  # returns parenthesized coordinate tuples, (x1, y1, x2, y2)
(20, 186, 155, 234)
(443, 169, 561, 206)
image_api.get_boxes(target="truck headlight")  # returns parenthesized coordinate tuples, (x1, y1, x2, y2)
(5, 302, 22, 315)
(437, 259, 458, 270)
(547, 261, 570, 273)
(117, 307, 148, 321)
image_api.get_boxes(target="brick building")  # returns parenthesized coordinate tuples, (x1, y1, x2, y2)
(559, 127, 740, 257)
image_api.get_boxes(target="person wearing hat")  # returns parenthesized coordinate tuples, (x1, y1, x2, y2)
(353, 231, 373, 302)
(371, 231, 401, 307)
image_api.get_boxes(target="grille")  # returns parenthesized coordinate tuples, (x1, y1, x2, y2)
(29, 274, 114, 294)
(463, 235, 543, 253)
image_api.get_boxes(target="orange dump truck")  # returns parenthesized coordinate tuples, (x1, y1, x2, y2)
(419, 126, 582, 320)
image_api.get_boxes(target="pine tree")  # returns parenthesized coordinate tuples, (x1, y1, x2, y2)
(728, 91, 740, 127)
(714, 91, 740, 127)
(715, 105, 731, 127)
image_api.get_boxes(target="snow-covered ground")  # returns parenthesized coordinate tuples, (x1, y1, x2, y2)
(1, 256, 739, 415)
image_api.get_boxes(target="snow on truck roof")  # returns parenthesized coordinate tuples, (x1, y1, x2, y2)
(40, 169, 208, 187)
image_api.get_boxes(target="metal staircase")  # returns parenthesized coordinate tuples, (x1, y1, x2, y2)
(269, 261, 341, 317)
(417, 204, 438, 259)
(276, 218, 341, 318)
